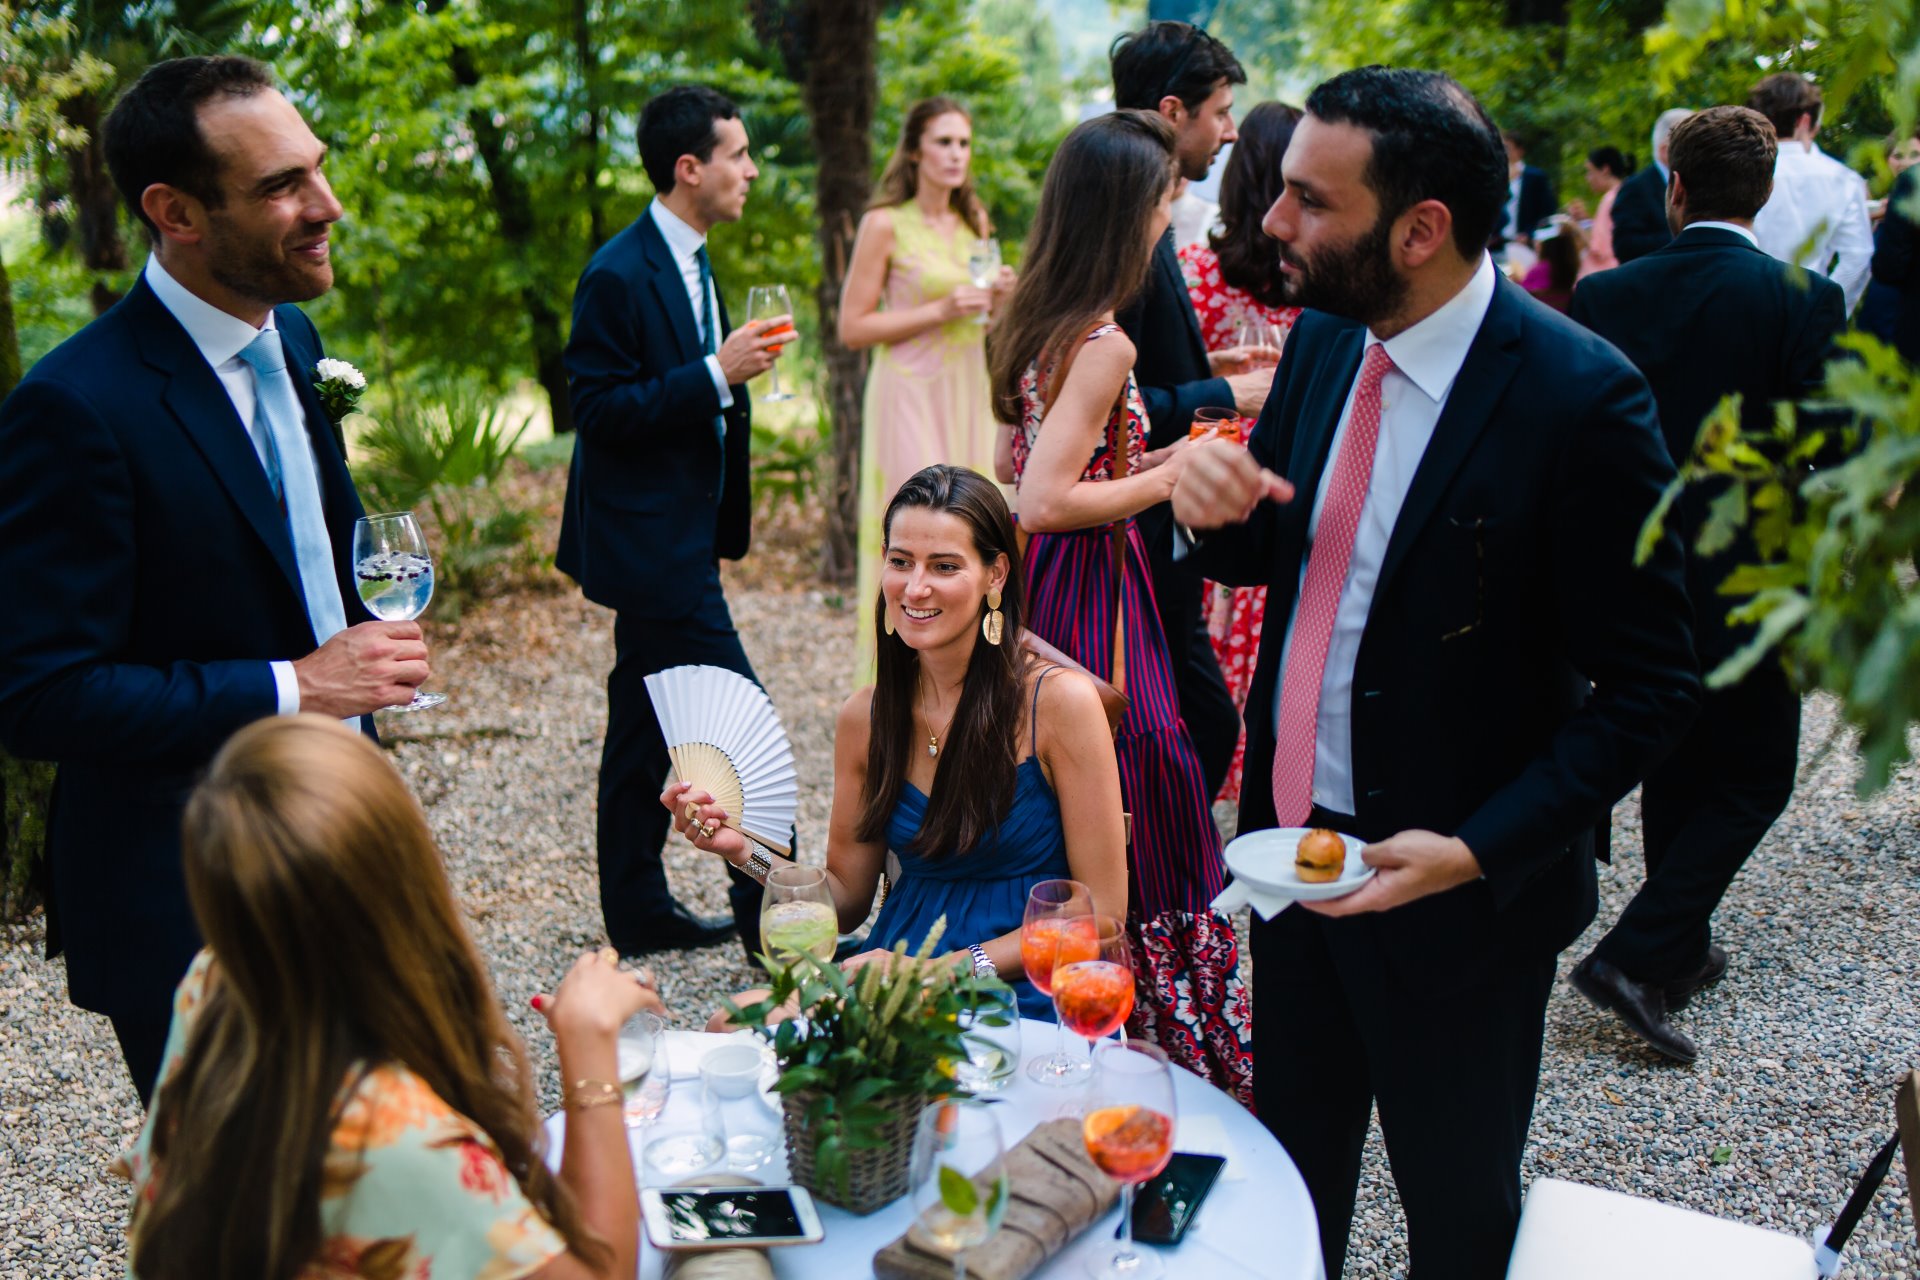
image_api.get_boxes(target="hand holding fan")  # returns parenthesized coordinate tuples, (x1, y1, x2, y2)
(644, 665, 797, 855)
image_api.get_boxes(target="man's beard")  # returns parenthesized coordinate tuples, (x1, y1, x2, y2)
(1277, 211, 1409, 326)
(206, 215, 332, 308)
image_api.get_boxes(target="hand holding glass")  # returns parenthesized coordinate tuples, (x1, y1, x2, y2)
(967, 238, 1003, 326)
(351, 511, 445, 711)
(747, 285, 797, 402)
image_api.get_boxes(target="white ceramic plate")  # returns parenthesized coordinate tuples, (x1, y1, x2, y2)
(1223, 827, 1374, 901)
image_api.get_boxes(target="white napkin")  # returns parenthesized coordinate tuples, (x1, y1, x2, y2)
(1211, 878, 1296, 921)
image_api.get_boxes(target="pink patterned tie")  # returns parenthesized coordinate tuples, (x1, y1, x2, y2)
(1272, 343, 1396, 826)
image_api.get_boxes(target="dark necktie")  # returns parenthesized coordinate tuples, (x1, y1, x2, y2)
(695, 244, 725, 501)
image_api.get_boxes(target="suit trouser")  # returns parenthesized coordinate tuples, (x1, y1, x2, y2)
(1594, 664, 1799, 982)
(1135, 502, 1239, 799)
(112, 1009, 173, 1108)
(1252, 816, 1556, 1280)
(598, 588, 766, 952)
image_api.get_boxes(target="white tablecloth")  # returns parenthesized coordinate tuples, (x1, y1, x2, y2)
(543, 1021, 1322, 1279)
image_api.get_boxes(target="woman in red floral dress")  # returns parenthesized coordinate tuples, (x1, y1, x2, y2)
(1177, 102, 1305, 803)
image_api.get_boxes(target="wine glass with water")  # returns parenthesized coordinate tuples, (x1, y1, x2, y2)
(747, 284, 797, 403)
(911, 1099, 1008, 1280)
(758, 863, 837, 975)
(351, 512, 446, 711)
(966, 237, 1002, 326)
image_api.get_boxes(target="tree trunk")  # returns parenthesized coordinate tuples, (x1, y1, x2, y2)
(0, 249, 20, 399)
(800, 0, 879, 587)
(573, 0, 608, 250)
(60, 94, 128, 316)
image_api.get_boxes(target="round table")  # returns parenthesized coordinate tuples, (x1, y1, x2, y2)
(544, 1020, 1322, 1280)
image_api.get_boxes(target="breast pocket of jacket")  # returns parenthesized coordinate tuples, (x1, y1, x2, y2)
(1427, 515, 1491, 644)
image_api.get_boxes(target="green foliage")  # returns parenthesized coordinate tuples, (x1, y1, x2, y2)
(1, 750, 56, 921)
(724, 916, 1012, 1201)
(751, 417, 828, 508)
(351, 386, 537, 619)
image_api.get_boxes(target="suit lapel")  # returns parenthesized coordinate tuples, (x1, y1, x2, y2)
(640, 216, 703, 366)
(1371, 279, 1526, 603)
(275, 313, 369, 622)
(1159, 233, 1210, 364)
(127, 279, 305, 604)
(1288, 325, 1368, 522)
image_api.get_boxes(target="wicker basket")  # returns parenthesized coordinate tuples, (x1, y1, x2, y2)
(782, 1088, 925, 1215)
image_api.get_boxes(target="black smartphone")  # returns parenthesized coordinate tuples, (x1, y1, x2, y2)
(1131, 1151, 1227, 1246)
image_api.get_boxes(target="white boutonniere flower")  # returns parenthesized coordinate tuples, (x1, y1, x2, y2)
(312, 358, 367, 425)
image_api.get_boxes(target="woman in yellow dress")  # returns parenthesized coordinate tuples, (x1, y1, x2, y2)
(839, 96, 1014, 674)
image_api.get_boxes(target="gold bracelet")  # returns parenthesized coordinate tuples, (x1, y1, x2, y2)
(565, 1078, 621, 1111)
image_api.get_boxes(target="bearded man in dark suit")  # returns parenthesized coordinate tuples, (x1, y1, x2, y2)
(0, 56, 429, 1102)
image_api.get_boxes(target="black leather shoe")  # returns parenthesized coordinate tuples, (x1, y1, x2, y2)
(1665, 944, 1728, 1011)
(618, 902, 737, 954)
(1570, 953, 1699, 1064)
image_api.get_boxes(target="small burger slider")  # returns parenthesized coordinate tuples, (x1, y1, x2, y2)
(1294, 828, 1346, 884)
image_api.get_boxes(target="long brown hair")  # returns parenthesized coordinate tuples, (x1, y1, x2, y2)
(989, 110, 1175, 423)
(857, 466, 1032, 860)
(132, 716, 604, 1280)
(1210, 101, 1302, 309)
(871, 96, 990, 238)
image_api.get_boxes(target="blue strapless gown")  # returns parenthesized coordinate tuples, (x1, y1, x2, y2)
(867, 756, 1070, 1021)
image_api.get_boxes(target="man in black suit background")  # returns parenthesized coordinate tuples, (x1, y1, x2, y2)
(1612, 106, 1694, 264)
(558, 86, 789, 959)
(0, 56, 430, 1101)
(1568, 106, 1845, 1063)
(1109, 22, 1275, 796)
(1495, 130, 1556, 248)
(1174, 68, 1698, 1277)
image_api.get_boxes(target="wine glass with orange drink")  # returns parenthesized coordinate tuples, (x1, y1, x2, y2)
(1020, 879, 1098, 1086)
(1050, 914, 1134, 1067)
(747, 284, 797, 402)
(1082, 1041, 1177, 1279)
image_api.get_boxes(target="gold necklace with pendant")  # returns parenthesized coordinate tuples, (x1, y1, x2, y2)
(921, 707, 956, 758)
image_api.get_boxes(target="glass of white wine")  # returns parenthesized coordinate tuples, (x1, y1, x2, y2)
(746, 284, 797, 403)
(910, 1100, 1008, 1280)
(966, 237, 1002, 326)
(617, 1009, 667, 1128)
(758, 863, 836, 975)
(351, 511, 446, 712)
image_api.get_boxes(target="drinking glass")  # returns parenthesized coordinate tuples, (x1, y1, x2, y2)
(617, 1009, 668, 1128)
(911, 1100, 1009, 1280)
(1051, 914, 1135, 1069)
(747, 284, 797, 402)
(642, 1079, 726, 1183)
(966, 237, 1002, 326)
(351, 511, 446, 711)
(1189, 405, 1241, 444)
(1082, 1042, 1177, 1279)
(1021, 879, 1096, 1086)
(758, 864, 837, 976)
(952, 985, 1020, 1094)
(1235, 317, 1284, 361)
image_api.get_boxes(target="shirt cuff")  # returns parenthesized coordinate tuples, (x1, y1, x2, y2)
(706, 355, 734, 410)
(270, 660, 301, 714)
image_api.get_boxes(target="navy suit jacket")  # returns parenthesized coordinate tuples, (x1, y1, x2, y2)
(1871, 167, 1920, 362)
(1611, 165, 1674, 264)
(1191, 278, 1700, 972)
(1572, 226, 1845, 665)
(1496, 164, 1557, 246)
(1115, 231, 1233, 451)
(556, 213, 752, 618)
(0, 276, 371, 1019)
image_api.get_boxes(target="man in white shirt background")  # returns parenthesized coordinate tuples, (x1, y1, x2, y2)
(0, 55, 429, 1102)
(1749, 71, 1873, 313)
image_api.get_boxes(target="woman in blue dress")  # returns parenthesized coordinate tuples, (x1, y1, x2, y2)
(666, 465, 1127, 1020)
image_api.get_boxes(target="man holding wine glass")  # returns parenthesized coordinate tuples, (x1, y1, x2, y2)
(559, 84, 796, 962)
(0, 56, 432, 1102)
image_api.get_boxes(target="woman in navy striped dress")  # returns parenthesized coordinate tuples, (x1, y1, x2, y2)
(989, 110, 1253, 1105)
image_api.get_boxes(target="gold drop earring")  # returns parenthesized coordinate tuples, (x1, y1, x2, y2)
(981, 587, 1004, 646)
(884, 604, 895, 637)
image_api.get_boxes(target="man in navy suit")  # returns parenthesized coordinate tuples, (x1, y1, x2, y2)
(1494, 130, 1556, 249)
(0, 56, 429, 1102)
(1612, 107, 1694, 264)
(557, 86, 789, 959)
(1174, 68, 1698, 1277)
(1569, 107, 1845, 1064)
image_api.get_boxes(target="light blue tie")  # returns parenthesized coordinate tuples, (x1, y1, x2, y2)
(238, 330, 349, 646)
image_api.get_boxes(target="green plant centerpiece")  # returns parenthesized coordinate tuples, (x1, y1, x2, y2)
(724, 917, 1012, 1214)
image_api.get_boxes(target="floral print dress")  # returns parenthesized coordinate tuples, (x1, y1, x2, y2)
(123, 951, 567, 1280)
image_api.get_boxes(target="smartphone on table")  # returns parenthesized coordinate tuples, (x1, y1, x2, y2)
(1131, 1151, 1227, 1246)
(640, 1185, 825, 1251)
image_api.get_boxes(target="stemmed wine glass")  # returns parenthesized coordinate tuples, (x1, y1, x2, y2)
(1021, 879, 1097, 1086)
(1235, 316, 1284, 360)
(1050, 914, 1135, 1068)
(758, 863, 836, 976)
(747, 284, 797, 402)
(1082, 1042, 1177, 1279)
(351, 511, 446, 711)
(911, 1100, 1009, 1280)
(966, 237, 1002, 326)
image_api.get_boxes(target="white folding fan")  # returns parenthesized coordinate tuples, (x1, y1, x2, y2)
(645, 664, 798, 855)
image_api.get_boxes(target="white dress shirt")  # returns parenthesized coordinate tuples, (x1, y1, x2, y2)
(1682, 220, 1760, 248)
(145, 254, 314, 714)
(1272, 254, 1499, 815)
(649, 199, 734, 409)
(1752, 142, 1872, 314)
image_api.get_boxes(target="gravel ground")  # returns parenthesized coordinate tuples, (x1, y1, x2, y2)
(2, 568, 1916, 1277)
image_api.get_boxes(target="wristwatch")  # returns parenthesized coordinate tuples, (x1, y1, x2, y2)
(967, 943, 997, 979)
